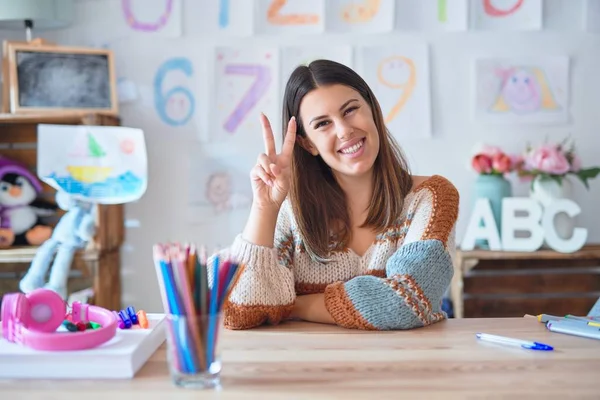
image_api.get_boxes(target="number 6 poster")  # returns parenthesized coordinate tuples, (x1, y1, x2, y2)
(357, 44, 431, 139)
(211, 47, 280, 149)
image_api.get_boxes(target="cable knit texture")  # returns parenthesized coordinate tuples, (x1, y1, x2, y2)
(217, 175, 459, 330)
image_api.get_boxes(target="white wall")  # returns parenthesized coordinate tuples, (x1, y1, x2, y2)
(2, 0, 599, 312)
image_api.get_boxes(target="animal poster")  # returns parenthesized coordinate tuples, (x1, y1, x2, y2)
(280, 46, 354, 92)
(187, 148, 253, 226)
(37, 125, 148, 204)
(254, 0, 325, 35)
(211, 47, 280, 149)
(325, 0, 395, 33)
(357, 44, 432, 138)
(470, 0, 542, 30)
(474, 57, 570, 124)
(114, 0, 183, 37)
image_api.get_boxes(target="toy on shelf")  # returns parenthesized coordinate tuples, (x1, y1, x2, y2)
(114, 306, 149, 329)
(19, 190, 96, 299)
(0, 156, 57, 248)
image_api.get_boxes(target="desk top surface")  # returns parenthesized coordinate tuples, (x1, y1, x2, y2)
(2, 317, 599, 399)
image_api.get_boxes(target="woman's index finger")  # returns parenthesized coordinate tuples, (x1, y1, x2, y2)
(260, 113, 276, 157)
(281, 116, 297, 158)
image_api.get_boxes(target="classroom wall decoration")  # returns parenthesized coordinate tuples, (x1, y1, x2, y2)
(474, 56, 570, 124)
(105, 0, 183, 38)
(211, 47, 280, 146)
(325, 0, 395, 33)
(357, 44, 432, 138)
(470, 0, 542, 31)
(254, 0, 326, 35)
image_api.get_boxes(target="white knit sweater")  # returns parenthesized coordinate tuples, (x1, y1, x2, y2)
(216, 175, 459, 330)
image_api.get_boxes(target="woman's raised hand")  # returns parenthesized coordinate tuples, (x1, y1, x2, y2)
(250, 113, 297, 212)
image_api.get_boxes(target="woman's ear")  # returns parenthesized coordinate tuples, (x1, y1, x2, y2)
(296, 136, 319, 156)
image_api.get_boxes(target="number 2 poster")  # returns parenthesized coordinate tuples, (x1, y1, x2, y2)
(211, 47, 280, 148)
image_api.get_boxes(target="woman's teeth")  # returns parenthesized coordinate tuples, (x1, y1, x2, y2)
(340, 139, 364, 154)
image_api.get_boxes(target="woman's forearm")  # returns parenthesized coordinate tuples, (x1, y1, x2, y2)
(242, 204, 279, 247)
(291, 294, 335, 325)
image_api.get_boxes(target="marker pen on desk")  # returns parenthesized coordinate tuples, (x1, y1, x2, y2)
(539, 314, 600, 327)
(546, 320, 600, 340)
(475, 333, 554, 351)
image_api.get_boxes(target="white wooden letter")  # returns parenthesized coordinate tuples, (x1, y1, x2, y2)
(542, 199, 587, 253)
(501, 198, 544, 251)
(461, 198, 502, 251)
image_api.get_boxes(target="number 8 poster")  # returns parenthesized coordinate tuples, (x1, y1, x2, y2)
(357, 44, 431, 139)
(211, 47, 280, 149)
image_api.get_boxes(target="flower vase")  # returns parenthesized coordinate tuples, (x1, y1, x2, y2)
(472, 174, 512, 249)
(530, 176, 575, 242)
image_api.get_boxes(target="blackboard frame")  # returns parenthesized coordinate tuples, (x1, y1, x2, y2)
(2, 40, 119, 116)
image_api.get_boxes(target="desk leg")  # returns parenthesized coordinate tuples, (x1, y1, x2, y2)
(451, 253, 464, 319)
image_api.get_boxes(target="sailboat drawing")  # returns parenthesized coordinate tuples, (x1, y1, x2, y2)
(67, 132, 112, 183)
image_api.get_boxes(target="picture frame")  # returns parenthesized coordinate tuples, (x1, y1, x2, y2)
(1, 39, 119, 116)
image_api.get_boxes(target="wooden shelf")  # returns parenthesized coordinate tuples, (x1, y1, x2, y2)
(0, 112, 120, 125)
(0, 246, 99, 263)
(457, 244, 600, 261)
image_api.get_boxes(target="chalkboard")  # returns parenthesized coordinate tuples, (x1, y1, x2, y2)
(2, 41, 118, 115)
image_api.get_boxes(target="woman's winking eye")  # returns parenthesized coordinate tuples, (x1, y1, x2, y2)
(312, 105, 360, 130)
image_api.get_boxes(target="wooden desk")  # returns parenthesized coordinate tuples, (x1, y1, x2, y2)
(451, 244, 600, 319)
(1, 318, 599, 399)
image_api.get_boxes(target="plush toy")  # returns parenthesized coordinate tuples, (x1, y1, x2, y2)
(0, 156, 57, 248)
(19, 190, 96, 300)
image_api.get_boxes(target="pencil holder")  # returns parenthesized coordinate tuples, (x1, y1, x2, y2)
(165, 312, 224, 389)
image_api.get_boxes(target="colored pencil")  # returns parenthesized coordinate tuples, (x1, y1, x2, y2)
(152, 242, 244, 374)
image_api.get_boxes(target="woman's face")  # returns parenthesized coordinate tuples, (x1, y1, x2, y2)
(298, 84, 380, 179)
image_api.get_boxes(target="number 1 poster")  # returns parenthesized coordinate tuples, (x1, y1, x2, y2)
(211, 47, 280, 149)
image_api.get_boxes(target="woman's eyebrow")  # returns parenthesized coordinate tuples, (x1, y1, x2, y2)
(309, 99, 359, 125)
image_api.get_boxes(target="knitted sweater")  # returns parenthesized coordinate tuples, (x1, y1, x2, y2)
(218, 175, 459, 331)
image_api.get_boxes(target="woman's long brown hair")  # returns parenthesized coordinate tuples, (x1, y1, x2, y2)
(282, 60, 413, 262)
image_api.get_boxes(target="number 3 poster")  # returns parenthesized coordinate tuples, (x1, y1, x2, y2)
(211, 47, 280, 149)
(357, 44, 431, 139)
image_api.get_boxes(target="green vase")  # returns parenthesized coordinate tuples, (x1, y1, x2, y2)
(472, 174, 512, 249)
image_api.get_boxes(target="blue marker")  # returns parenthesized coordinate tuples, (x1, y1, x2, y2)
(126, 306, 139, 325)
(118, 310, 132, 329)
(476, 333, 553, 351)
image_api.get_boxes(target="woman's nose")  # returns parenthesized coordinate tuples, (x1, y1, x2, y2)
(335, 120, 354, 140)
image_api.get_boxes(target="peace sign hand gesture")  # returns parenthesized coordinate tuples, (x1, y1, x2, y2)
(250, 114, 297, 212)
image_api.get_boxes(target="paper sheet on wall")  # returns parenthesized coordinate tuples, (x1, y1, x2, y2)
(474, 57, 570, 124)
(37, 125, 148, 204)
(395, 0, 468, 30)
(357, 44, 432, 139)
(585, 0, 600, 33)
(188, 0, 254, 36)
(254, 0, 325, 35)
(280, 46, 353, 93)
(471, 0, 542, 30)
(211, 47, 280, 149)
(110, 0, 183, 38)
(325, 0, 395, 33)
(187, 147, 253, 227)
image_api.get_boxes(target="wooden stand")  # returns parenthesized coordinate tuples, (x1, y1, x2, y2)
(0, 112, 124, 310)
(451, 244, 600, 318)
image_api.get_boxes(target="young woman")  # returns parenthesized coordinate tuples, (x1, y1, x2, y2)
(215, 59, 459, 331)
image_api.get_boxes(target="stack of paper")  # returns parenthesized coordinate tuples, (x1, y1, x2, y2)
(0, 313, 166, 379)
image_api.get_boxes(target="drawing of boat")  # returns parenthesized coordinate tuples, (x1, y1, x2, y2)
(67, 132, 112, 183)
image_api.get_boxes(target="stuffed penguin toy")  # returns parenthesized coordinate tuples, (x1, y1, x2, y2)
(0, 156, 56, 247)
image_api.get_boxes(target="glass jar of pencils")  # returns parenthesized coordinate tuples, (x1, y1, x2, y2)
(165, 312, 224, 389)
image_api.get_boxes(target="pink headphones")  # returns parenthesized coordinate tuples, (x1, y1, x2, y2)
(1, 288, 117, 351)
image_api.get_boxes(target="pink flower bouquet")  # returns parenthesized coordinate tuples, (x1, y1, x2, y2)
(515, 138, 600, 189)
(471, 144, 514, 176)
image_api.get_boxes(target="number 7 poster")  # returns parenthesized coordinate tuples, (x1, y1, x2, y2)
(211, 47, 280, 148)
